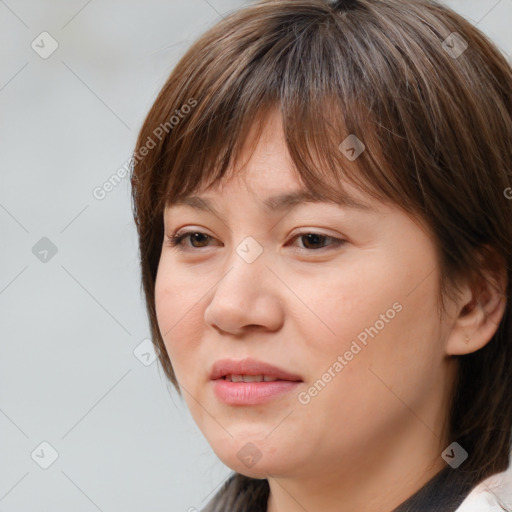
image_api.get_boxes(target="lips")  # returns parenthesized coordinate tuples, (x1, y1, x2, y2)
(210, 358, 303, 405)
(210, 357, 303, 382)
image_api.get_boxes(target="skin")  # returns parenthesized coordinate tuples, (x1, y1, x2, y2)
(155, 110, 506, 512)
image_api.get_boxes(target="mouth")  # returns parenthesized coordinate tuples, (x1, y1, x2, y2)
(221, 374, 299, 382)
(210, 358, 303, 405)
(210, 357, 303, 382)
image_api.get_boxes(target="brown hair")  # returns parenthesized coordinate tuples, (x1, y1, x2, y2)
(130, 0, 512, 507)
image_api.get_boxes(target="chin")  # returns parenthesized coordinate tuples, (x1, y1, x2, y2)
(222, 456, 286, 479)
(210, 436, 300, 479)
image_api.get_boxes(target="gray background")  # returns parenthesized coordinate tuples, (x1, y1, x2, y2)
(1, 1, 511, 511)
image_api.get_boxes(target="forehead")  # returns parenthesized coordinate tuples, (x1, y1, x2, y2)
(168, 108, 374, 210)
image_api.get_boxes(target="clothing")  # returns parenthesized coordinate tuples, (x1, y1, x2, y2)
(201, 467, 512, 512)
(455, 470, 512, 512)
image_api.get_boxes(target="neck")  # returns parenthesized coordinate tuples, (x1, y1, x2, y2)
(266, 419, 448, 512)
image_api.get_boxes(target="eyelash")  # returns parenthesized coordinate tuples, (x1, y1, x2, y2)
(166, 229, 346, 252)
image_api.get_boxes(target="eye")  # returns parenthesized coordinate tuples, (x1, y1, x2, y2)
(167, 230, 216, 249)
(166, 230, 345, 251)
(293, 232, 345, 250)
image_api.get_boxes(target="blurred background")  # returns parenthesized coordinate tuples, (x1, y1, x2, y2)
(1, 1, 511, 510)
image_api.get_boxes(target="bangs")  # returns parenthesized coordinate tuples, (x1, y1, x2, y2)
(156, 2, 423, 216)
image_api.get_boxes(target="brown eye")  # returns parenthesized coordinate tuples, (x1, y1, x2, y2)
(294, 233, 345, 250)
(186, 232, 211, 248)
(168, 231, 214, 249)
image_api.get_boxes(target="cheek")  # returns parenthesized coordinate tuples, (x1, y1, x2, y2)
(296, 264, 444, 437)
(154, 260, 207, 384)
(289, 258, 404, 359)
(294, 247, 443, 390)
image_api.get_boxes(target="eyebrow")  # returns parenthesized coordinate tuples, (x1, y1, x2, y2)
(167, 190, 375, 219)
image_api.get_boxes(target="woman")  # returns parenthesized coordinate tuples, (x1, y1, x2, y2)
(130, 0, 512, 510)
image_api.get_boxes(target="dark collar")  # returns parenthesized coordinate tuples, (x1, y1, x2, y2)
(392, 466, 478, 512)
(203, 465, 480, 512)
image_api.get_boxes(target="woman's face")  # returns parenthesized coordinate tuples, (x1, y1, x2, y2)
(155, 111, 458, 480)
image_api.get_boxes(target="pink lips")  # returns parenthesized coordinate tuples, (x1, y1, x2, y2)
(210, 357, 303, 405)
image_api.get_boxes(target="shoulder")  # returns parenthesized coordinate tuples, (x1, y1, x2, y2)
(455, 469, 512, 512)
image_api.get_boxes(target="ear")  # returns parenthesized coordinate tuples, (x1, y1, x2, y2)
(446, 247, 508, 356)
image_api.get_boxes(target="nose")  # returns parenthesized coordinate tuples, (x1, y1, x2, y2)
(203, 251, 285, 336)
